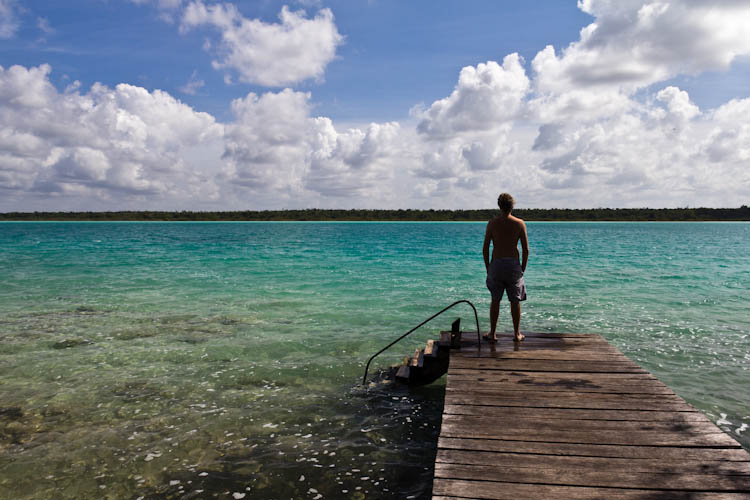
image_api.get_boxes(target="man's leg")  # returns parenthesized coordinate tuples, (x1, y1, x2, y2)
(489, 298, 500, 341)
(510, 301, 524, 341)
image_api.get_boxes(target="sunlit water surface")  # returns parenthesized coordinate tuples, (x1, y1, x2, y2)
(0, 222, 748, 499)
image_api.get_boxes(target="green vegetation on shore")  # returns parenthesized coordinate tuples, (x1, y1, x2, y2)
(1, 206, 749, 221)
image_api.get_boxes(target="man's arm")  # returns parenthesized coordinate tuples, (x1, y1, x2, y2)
(482, 222, 492, 271)
(519, 220, 529, 272)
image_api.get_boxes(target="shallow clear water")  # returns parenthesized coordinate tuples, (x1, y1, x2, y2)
(0, 221, 748, 499)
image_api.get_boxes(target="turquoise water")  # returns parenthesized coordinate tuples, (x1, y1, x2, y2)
(0, 221, 748, 499)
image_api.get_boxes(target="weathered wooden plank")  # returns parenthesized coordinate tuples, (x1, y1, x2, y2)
(425, 339, 437, 356)
(449, 331, 605, 340)
(445, 387, 678, 398)
(463, 346, 627, 355)
(437, 437, 750, 461)
(440, 414, 724, 434)
(461, 339, 622, 347)
(447, 369, 657, 380)
(448, 354, 639, 363)
(445, 387, 685, 400)
(444, 388, 685, 401)
(450, 350, 634, 360)
(446, 375, 670, 387)
(447, 357, 647, 373)
(439, 422, 741, 447)
(470, 341, 615, 349)
(445, 385, 675, 396)
(464, 339, 615, 348)
(456, 334, 615, 344)
(441, 412, 732, 433)
(444, 393, 696, 411)
(411, 347, 423, 367)
(442, 404, 709, 422)
(465, 336, 611, 345)
(465, 334, 613, 343)
(446, 379, 676, 395)
(432, 479, 750, 500)
(434, 463, 750, 492)
(456, 351, 629, 360)
(435, 449, 750, 474)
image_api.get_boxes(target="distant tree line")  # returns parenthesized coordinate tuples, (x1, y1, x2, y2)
(1, 206, 749, 221)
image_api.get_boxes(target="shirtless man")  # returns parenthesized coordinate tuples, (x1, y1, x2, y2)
(482, 193, 528, 342)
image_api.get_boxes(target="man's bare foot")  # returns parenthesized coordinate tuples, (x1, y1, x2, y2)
(482, 333, 497, 344)
(513, 333, 525, 342)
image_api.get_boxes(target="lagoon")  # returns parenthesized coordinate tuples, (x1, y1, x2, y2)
(0, 221, 748, 499)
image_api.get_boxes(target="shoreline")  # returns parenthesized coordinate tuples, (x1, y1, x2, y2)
(2, 219, 750, 224)
(1, 206, 749, 222)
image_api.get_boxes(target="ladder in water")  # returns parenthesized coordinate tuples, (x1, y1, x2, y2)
(394, 318, 462, 386)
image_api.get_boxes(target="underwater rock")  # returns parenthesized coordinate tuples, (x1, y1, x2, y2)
(40, 406, 67, 418)
(113, 330, 156, 341)
(177, 336, 207, 345)
(1, 420, 30, 444)
(0, 407, 23, 420)
(52, 339, 93, 349)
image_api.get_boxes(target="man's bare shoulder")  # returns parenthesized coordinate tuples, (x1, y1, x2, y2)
(509, 214, 526, 227)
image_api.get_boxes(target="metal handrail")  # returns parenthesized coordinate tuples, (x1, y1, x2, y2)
(361, 299, 481, 385)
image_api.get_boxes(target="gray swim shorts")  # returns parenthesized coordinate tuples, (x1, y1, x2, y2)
(486, 258, 526, 302)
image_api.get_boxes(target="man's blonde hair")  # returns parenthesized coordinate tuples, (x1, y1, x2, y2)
(497, 193, 514, 213)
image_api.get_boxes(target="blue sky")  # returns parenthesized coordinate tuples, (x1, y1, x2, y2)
(1, 0, 750, 210)
(5, 1, 597, 122)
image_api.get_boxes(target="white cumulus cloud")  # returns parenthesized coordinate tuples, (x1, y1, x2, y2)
(223, 88, 311, 193)
(306, 119, 401, 198)
(656, 86, 700, 124)
(180, 2, 343, 87)
(416, 54, 529, 139)
(0, 64, 223, 210)
(222, 88, 404, 205)
(536, 0, 750, 95)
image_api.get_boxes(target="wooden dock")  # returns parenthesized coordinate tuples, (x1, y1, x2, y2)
(432, 332, 750, 499)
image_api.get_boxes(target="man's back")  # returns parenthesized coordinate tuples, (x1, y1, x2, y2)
(486, 214, 526, 261)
